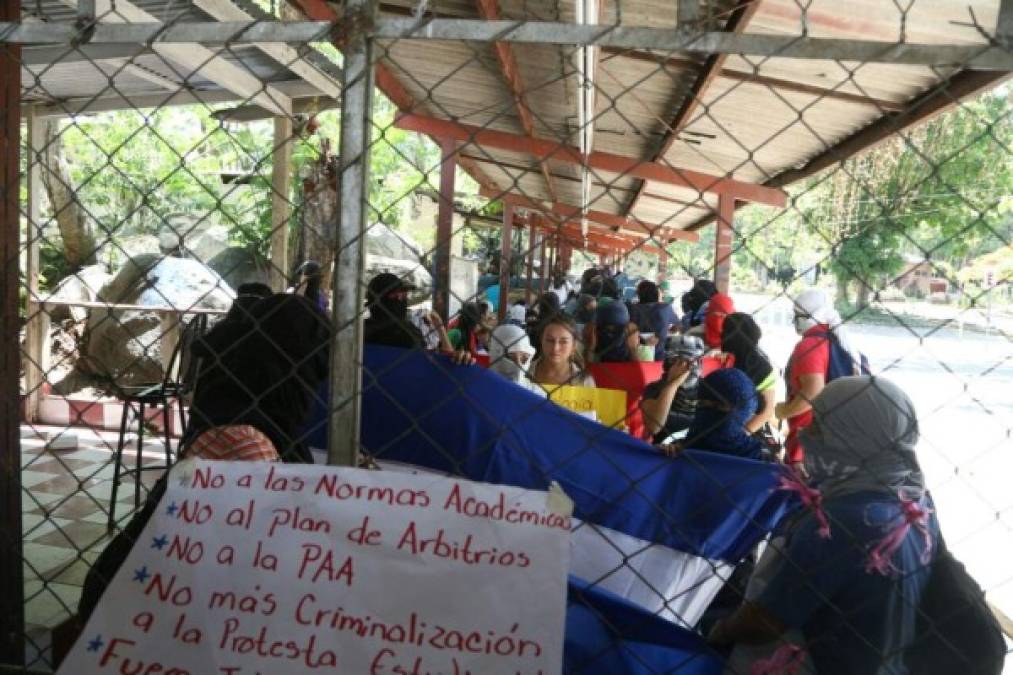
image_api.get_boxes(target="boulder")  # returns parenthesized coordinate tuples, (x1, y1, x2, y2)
(158, 214, 231, 263)
(82, 255, 234, 386)
(208, 247, 272, 290)
(365, 223, 424, 262)
(43, 264, 112, 322)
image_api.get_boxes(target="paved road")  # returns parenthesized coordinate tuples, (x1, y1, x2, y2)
(738, 294, 1013, 619)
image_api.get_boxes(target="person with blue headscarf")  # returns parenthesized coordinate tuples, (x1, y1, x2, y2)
(662, 368, 766, 461)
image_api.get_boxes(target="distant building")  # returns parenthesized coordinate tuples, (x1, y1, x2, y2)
(895, 256, 947, 296)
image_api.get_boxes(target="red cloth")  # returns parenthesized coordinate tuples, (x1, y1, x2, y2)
(587, 361, 664, 440)
(704, 293, 735, 349)
(784, 325, 832, 463)
(700, 353, 732, 377)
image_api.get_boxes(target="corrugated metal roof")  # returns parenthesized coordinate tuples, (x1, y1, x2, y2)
(15, 0, 1008, 244)
(20, 0, 340, 108)
(373, 0, 1006, 239)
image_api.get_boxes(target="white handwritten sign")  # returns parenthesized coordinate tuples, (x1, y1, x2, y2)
(60, 460, 572, 675)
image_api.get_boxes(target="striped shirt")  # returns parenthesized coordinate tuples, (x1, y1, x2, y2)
(186, 425, 280, 463)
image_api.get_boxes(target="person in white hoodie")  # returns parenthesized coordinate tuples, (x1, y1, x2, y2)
(488, 324, 544, 396)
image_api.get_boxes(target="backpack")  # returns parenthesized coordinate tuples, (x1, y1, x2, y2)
(905, 541, 1006, 675)
(810, 329, 871, 381)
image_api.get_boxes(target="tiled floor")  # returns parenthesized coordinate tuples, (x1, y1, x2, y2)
(18, 423, 173, 671)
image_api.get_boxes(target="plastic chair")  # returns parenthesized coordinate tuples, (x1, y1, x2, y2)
(107, 314, 207, 530)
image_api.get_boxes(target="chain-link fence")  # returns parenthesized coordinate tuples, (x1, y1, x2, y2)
(2, 0, 1012, 672)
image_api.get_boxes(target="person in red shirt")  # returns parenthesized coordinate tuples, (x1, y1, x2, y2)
(775, 288, 862, 472)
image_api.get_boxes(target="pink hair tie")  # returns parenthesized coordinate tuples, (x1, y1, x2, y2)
(751, 643, 805, 675)
(865, 491, 933, 576)
(777, 469, 831, 539)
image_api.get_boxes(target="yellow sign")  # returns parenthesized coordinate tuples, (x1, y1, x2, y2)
(543, 385, 628, 431)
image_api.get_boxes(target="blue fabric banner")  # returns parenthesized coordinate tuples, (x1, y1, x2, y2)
(361, 346, 796, 563)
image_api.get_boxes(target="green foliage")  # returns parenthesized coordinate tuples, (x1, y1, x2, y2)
(730, 89, 1011, 305)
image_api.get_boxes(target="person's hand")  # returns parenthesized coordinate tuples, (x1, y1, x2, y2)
(774, 402, 788, 420)
(645, 334, 660, 347)
(665, 359, 692, 387)
(426, 311, 444, 331)
(658, 442, 684, 457)
(450, 349, 475, 366)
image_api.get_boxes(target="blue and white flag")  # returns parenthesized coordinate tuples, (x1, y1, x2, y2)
(360, 346, 798, 669)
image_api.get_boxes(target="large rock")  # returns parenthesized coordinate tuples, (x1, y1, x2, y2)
(365, 223, 424, 262)
(208, 247, 271, 290)
(82, 255, 234, 386)
(43, 264, 112, 322)
(159, 214, 231, 263)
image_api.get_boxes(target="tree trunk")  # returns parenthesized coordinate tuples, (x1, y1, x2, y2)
(836, 275, 852, 307)
(856, 282, 872, 309)
(42, 120, 97, 271)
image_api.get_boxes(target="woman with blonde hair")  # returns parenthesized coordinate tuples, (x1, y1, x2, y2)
(530, 314, 595, 388)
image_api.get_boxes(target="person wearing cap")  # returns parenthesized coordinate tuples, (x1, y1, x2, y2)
(363, 272, 473, 365)
(640, 335, 706, 444)
(488, 324, 543, 395)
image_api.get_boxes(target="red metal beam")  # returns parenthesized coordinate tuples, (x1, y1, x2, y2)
(482, 188, 701, 243)
(397, 113, 787, 207)
(474, 0, 558, 204)
(0, 0, 23, 660)
(624, 0, 764, 217)
(433, 138, 456, 320)
(714, 194, 735, 294)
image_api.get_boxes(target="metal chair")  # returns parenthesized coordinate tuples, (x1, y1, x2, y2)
(107, 314, 207, 530)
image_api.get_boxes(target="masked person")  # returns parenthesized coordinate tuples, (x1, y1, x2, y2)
(641, 335, 706, 443)
(776, 288, 864, 470)
(721, 313, 776, 434)
(363, 272, 472, 364)
(703, 291, 735, 350)
(677, 368, 767, 461)
(591, 301, 639, 363)
(488, 324, 542, 395)
(710, 377, 940, 675)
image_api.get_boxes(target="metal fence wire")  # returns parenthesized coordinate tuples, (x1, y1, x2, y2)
(1, 0, 1012, 671)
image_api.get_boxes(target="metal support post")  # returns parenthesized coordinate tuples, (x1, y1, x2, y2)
(714, 193, 734, 294)
(327, 0, 375, 468)
(497, 202, 514, 321)
(434, 137, 456, 321)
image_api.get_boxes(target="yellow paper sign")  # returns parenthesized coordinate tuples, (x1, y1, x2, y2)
(544, 385, 628, 430)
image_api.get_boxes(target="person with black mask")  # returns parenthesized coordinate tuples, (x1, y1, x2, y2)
(363, 272, 426, 348)
(720, 312, 776, 434)
(363, 272, 473, 364)
(185, 293, 331, 464)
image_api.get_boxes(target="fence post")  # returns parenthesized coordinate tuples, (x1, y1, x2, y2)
(525, 219, 537, 304)
(23, 108, 44, 423)
(327, 0, 375, 468)
(0, 0, 24, 661)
